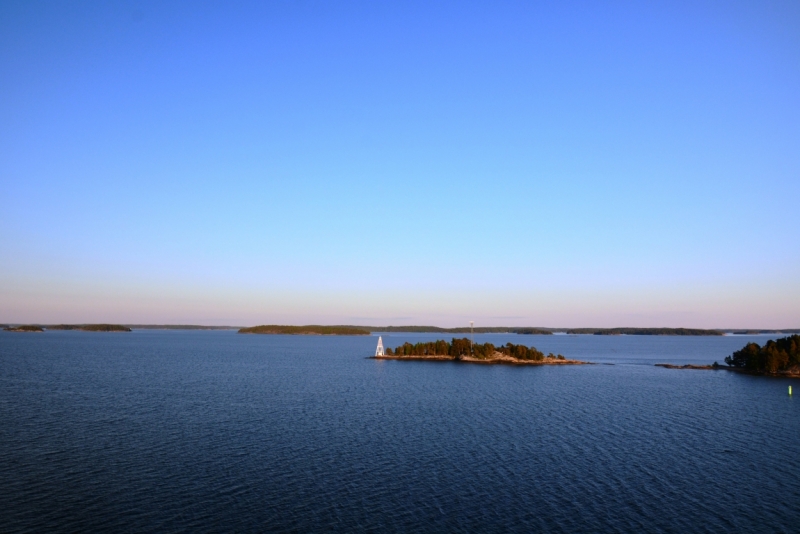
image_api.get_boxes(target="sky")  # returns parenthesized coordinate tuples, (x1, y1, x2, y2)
(1, 0, 799, 328)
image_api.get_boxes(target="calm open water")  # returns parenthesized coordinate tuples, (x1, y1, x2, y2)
(1, 330, 798, 533)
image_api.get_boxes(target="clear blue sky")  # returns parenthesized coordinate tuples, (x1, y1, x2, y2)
(1, 0, 799, 327)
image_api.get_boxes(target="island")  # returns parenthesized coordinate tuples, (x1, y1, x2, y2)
(238, 325, 370, 335)
(727, 329, 800, 335)
(565, 328, 723, 336)
(349, 325, 727, 335)
(124, 324, 239, 330)
(48, 324, 132, 332)
(4, 325, 44, 332)
(723, 334, 800, 375)
(374, 338, 589, 365)
(656, 335, 800, 376)
(510, 328, 553, 335)
(364, 326, 553, 335)
(655, 363, 723, 370)
(60, 323, 792, 335)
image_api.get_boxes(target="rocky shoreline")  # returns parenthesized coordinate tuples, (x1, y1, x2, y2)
(655, 363, 800, 377)
(372, 353, 590, 366)
(655, 364, 720, 370)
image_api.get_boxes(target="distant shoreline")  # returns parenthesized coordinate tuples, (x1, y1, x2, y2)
(241, 326, 799, 336)
(356, 326, 732, 335)
(125, 325, 240, 330)
(3, 324, 798, 335)
(48, 324, 131, 332)
(238, 325, 370, 335)
(4, 324, 131, 332)
(4, 325, 44, 332)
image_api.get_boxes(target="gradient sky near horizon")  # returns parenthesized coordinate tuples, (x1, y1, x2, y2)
(1, 0, 799, 328)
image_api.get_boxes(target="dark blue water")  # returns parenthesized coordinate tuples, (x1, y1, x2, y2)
(1, 330, 798, 533)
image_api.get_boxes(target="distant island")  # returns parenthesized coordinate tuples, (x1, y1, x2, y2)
(375, 337, 588, 366)
(349, 326, 728, 335)
(514, 328, 554, 335)
(5, 322, 796, 337)
(123, 324, 239, 330)
(564, 328, 723, 336)
(656, 335, 800, 376)
(238, 325, 370, 335)
(48, 324, 132, 332)
(5, 325, 44, 332)
(226, 325, 794, 336)
(727, 329, 800, 335)
(362, 326, 553, 334)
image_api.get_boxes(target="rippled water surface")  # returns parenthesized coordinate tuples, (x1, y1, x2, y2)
(1, 330, 798, 532)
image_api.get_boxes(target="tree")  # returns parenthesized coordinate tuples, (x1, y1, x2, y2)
(386, 338, 552, 363)
(725, 335, 800, 373)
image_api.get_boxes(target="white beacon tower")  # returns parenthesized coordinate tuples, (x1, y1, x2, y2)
(375, 336, 385, 357)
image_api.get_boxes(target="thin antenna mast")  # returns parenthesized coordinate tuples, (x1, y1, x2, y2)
(470, 321, 474, 353)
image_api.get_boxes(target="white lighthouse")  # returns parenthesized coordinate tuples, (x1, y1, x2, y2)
(375, 336, 385, 357)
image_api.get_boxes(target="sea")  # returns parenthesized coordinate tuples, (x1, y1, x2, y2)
(1, 330, 798, 533)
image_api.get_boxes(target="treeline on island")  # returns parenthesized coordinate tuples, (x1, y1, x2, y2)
(239, 325, 370, 335)
(729, 329, 800, 335)
(4, 325, 44, 332)
(4, 324, 131, 332)
(366, 326, 553, 334)
(385, 337, 566, 361)
(358, 326, 724, 335)
(48, 324, 132, 332)
(125, 324, 239, 330)
(725, 335, 800, 374)
(565, 328, 723, 336)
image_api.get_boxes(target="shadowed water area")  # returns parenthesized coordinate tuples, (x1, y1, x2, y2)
(1, 330, 798, 532)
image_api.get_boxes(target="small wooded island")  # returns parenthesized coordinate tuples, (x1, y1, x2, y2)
(657, 335, 800, 376)
(48, 324, 132, 332)
(567, 327, 723, 336)
(4, 324, 132, 332)
(239, 325, 370, 335)
(5, 325, 44, 332)
(374, 337, 588, 365)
